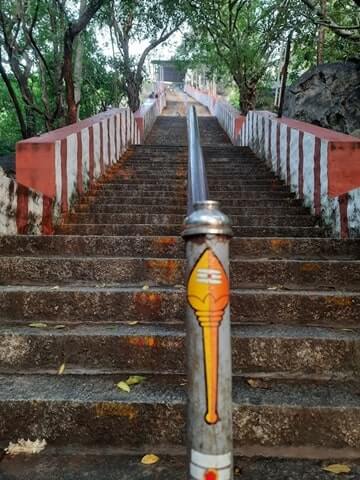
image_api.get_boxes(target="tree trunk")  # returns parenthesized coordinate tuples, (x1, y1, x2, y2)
(63, 31, 78, 125)
(125, 73, 142, 112)
(239, 84, 257, 115)
(317, 0, 327, 64)
(0, 62, 28, 139)
(73, 0, 86, 120)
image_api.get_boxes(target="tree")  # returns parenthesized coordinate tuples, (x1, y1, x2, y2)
(0, 0, 106, 137)
(107, 0, 184, 112)
(182, 0, 292, 114)
(300, 0, 360, 42)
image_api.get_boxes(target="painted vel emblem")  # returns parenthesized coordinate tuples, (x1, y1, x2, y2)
(187, 249, 230, 425)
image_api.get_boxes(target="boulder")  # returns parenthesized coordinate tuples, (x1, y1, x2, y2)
(284, 61, 360, 135)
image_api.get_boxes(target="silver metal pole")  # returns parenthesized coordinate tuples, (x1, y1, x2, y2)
(182, 200, 233, 480)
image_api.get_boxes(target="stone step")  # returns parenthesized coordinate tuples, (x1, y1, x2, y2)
(57, 224, 323, 237)
(81, 196, 300, 207)
(0, 323, 358, 379)
(99, 178, 282, 185)
(0, 374, 359, 451)
(111, 174, 274, 180)
(0, 235, 184, 258)
(66, 213, 318, 228)
(2, 236, 358, 260)
(91, 190, 294, 199)
(2, 452, 360, 480)
(2, 257, 359, 289)
(76, 204, 307, 216)
(94, 184, 288, 193)
(0, 286, 359, 326)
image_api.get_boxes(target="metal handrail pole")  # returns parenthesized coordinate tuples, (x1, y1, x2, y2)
(183, 106, 234, 480)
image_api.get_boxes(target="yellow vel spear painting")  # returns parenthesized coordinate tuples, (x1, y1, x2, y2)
(187, 248, 230, 425)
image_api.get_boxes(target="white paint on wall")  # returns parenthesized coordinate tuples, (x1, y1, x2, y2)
(81, 128, 90, 190)
(93, 122, 101, 178)
(302, 132, 315, 211)
(102, 119, 109, 167)
(27, 192, 43, 234)
(55, 140, 62, 206)
(121, 111, 126, 153)
(290, 129, 299, 194)
(279, 123, 287, 182)
(0, 172, 17, 234)
(109, 116, 115, 164)
(66, 133, 78, 205)
(348, 187, 360, 236)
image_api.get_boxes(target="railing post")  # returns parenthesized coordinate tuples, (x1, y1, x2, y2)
(182, 200, 233, 480)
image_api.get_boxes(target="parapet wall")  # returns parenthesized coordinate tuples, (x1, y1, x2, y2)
(1, 91, 165, 236)
(185, 84, 360, 238)
(16, 108, 139, 219)
(134, 83, 167, 142)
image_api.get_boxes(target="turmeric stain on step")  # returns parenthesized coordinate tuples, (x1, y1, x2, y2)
(146, 259, 180, 283)
(128, 336, 157, 348)
(300, 263, 320, 272)
(95, 403, 138, 420)
(324, 296, 353, 306)
(134, 292, 162, 315)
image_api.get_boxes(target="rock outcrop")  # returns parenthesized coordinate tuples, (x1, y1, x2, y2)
(284, 61, 360, 135)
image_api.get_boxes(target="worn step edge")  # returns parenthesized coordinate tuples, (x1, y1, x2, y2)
(0, 323, 359, 378)
(0, 374, 359, 449)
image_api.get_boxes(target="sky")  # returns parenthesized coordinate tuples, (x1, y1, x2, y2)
(97, 29, 184, 71)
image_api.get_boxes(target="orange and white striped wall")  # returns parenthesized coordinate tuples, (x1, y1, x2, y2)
(185, 84, 360, 239)
(16, 108, 139, 219)
(0, 168, 53, 235)
(239, 111, 360, 238)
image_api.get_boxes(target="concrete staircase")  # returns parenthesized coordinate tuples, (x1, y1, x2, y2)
(1, 116, 360, 478)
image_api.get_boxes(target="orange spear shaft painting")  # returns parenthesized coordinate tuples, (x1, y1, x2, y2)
(187, 248, 230, 425)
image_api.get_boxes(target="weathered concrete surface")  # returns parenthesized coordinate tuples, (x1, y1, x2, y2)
(284, 61, 360, 135)
(1, 256, 360, 290)
(2, 452, 360, 480)
(1, 453, 360, 480)
(0, 375, 360, 450)
(1, 115, 360, 466)
(0, 324, 359, 379)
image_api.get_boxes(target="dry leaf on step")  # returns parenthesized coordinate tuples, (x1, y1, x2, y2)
(58, 363, 65, 375)
(116, 381, 131, 393)
(127, 321, 139, 326)
(142, 285, 149, 290)
(126, 375, 145, 386)
(54, 325, 66, 329)
(141, 454, 160, 465)
(5, 439, 47, 455)
(247, 378, 271, 389)
(322, 464, 351, 474)
(29, 323, 48, 328)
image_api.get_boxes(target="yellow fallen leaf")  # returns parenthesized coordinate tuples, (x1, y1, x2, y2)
(126, 375, 145, 386)
(127, 321, 139, 326)
(54, 325, 66, 329)
(116, 381, 131, 393)
(142, 285, 149, 290)
(29, 323, 48, 328)
(322, 464, 351, 474)
(141, 454, 159, 465)
(58, 363, 65, 375)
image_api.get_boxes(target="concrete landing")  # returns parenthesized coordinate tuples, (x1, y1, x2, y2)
(1, 452, 360, 479)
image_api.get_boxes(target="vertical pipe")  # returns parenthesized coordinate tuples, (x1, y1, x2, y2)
(182, 201, 233, 480)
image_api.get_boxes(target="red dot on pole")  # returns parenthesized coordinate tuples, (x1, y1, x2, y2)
(204, 470, 218, 480)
